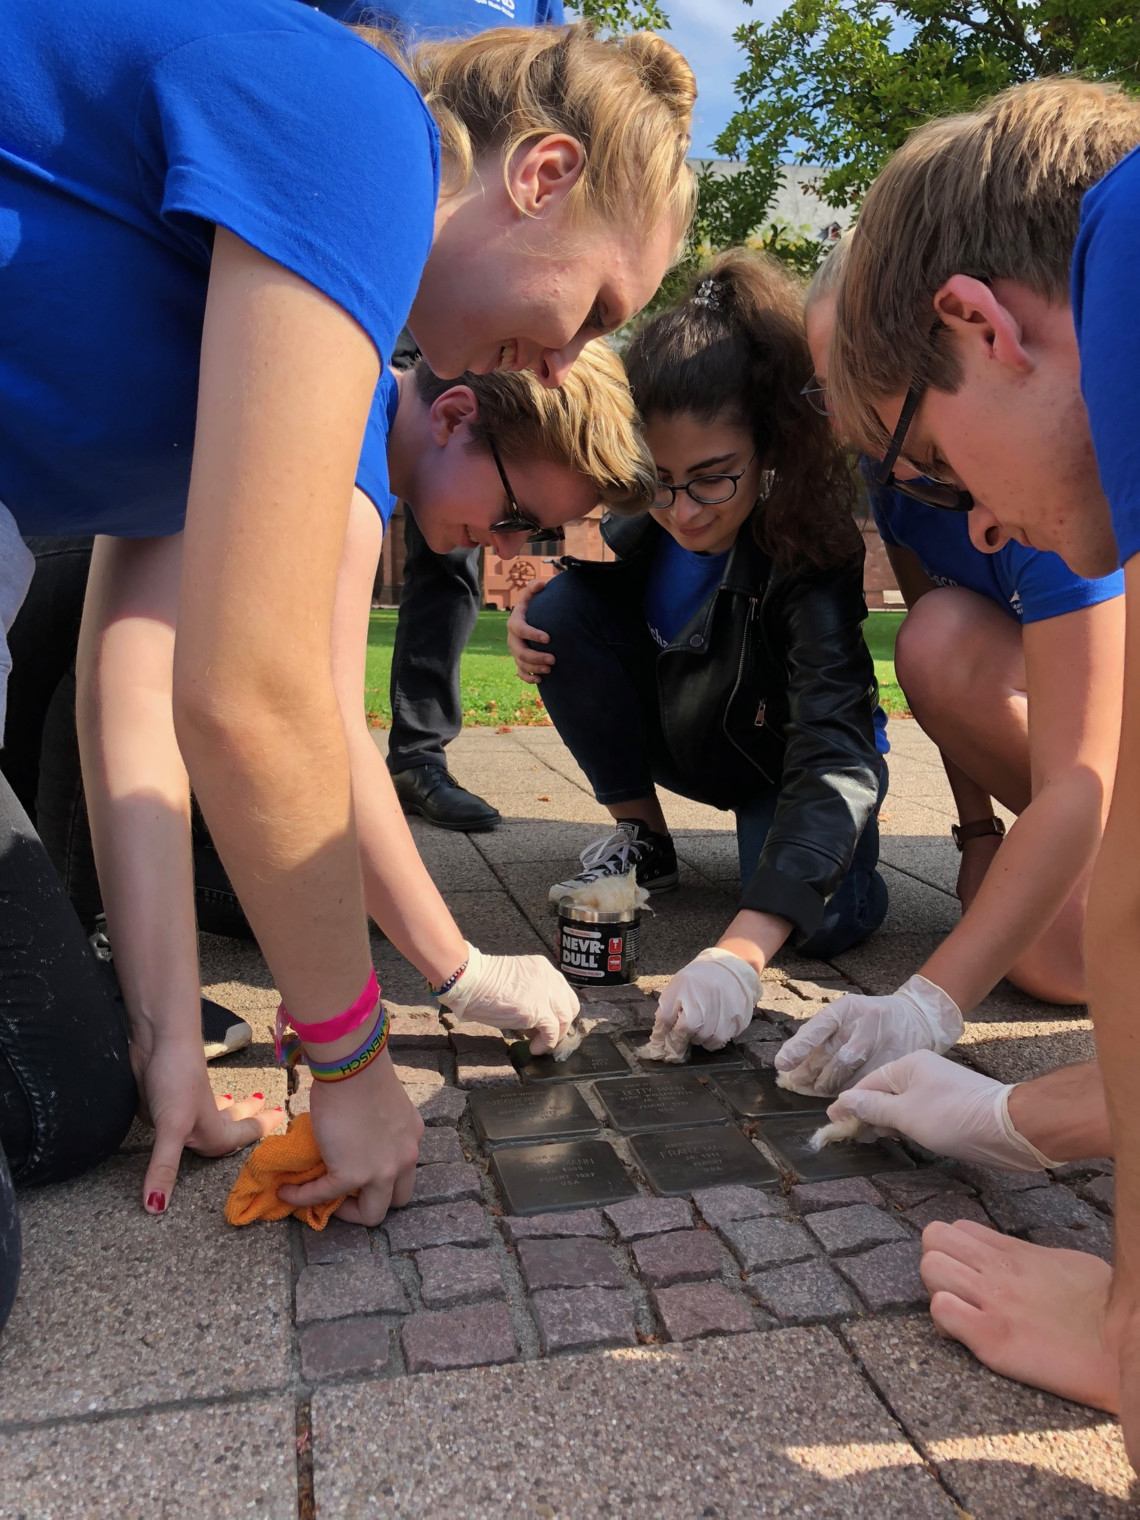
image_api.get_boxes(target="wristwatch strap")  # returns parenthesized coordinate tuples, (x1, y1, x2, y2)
(951, 816, 1006, 851)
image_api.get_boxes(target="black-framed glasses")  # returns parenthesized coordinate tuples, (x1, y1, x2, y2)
(653, 450, 759, 510)
(878, 325, 973, 513)
(485, 433, 565, 545)
(800, 375, 833, 419)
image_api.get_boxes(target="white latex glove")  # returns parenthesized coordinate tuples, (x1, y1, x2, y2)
(823, 1049, 1060, 1171)
(646, 948, 763, 1061)
(775, 973, 963, 1096)
(437, 942, 579, 1057)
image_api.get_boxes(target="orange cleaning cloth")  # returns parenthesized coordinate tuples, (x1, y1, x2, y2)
(225, 1111, 348, 1230)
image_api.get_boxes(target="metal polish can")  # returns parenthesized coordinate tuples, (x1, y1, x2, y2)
(556, 897, 640, 986)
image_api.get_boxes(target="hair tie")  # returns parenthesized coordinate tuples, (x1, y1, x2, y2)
(692, 277, 721, 310)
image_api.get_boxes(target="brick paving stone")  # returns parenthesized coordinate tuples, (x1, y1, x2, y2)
(748, 1259, 858, 1324)
(580, 983, 652, 1003)
(517, 1237, 623, 1291)
(692, 1185, 779, 1230)
(792, 1178, 883, 1213)
(603, 1196, 692, 1241)
(1028, 1223, 1114, 1262)
(720, 1217, 816, 1272)
(296, 1258, 408, 1324)
(784, 978, 858, 1002)
(411, 1162, 482, 1205)
(418, 1129, 466, 1167)
(1079, 1174, 1115, 1213)
(531, 1288, 636, 1353)
(742, 1041, 784, 1069)
(955, 1161, 1049, 1194)
(402, 1302, 518, 1374)
(981, 1182, 1105, 1237)
(805, 1204, 911, 1257)
(652, 1281, 756, 1341)
(902, 1194, 991, 1232)
(449, 1024, 512, 1047)
(415, 1246, 506, 1308)
(393, 1049, 444, 1076)
(300, 1318, 390, 1382)
(1050, 1157, 1113, 1183)
(632, 1229, 722, 1287)
(395, 1062, 445, 1093)
(872, 1170, 973, 1210)
(408, 1085, 468, 1125)
(500, 1210, 606, 1242)
(383, 1200, 491, 1253)
(836, 1242, 928, 1312)
(387, 1008, 449, 1048)
(302, 1218, 371, 1266)
(457, 1054, 520, 1089)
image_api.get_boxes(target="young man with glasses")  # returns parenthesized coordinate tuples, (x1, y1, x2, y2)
(798, 77, 1140, 1444)
(778, 235, 1125, 1106)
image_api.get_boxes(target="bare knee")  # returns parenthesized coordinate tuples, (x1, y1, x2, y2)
(895, 587, 1018, 723)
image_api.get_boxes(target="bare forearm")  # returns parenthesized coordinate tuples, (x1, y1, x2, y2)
(346, 721, 468, 983)
(717, 908, 792, 974)
(922, 772, 1105, 1011)
(1008, 1060, 1112, 1162)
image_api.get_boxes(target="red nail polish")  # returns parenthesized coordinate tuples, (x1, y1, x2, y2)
(252, 1092, 264, 1100)
(147, 1192, 166, 1214)
(222, 1093, 232, 1101)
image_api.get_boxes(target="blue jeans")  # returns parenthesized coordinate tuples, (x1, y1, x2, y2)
(528, 569, 888, 959)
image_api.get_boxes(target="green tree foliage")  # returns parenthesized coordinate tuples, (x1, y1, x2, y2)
(566, 0, 670, 35)
(705, 0, 1140, 243)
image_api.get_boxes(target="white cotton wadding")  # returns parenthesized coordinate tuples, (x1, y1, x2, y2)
(809, 1116, 875, 1150)
(551, 1021, 586, 1063)
(637, 1023, 690, 1065)
(776, 1069, 829, 1099)
(560, 868, 650, 913)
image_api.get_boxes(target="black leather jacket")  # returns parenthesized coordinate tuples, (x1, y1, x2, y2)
(560, 514, 882, 942)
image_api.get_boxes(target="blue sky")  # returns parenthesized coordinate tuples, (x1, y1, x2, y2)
(663, 0, 783, 157)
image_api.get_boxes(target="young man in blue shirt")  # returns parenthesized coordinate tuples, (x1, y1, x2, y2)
(823, 79, 1140, 1455)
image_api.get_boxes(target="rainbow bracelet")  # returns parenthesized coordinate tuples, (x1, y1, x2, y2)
(305, 1001, 390, 1083)
(428, 958, 469, 1001)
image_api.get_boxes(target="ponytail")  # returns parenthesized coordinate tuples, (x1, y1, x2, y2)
(624, 249, 860, 571)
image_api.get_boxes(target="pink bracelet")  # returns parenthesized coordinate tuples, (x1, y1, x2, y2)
(274, 968, 380, 1061)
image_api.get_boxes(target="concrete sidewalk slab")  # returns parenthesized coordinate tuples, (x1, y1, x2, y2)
(312, 1329, 957, 1519)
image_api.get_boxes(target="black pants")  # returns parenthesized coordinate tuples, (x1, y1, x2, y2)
(387, 511, 481, 775)
(0, 539, 252, 939)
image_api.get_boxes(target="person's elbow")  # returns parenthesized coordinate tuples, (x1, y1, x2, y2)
(172, 657, 337, 774)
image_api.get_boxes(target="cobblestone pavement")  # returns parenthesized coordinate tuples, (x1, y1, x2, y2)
(0, 719, 1134, 1517)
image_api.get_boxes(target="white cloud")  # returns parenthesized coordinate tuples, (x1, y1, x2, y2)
(663, 0, 785, 154)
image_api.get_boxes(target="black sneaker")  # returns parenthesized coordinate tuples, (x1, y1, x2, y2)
(392, 764, 501, 832)
(549, 820, 679, 903)
(90, 916, 252, 1061)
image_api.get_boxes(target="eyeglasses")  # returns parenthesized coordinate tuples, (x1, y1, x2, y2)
(652, 450, 759, 509)
(485, 433, 565, 545)
(800, 376, 833, 419)
(877, 324, 974, 513)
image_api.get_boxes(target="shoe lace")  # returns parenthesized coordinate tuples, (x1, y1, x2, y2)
(573, 824, 648, 882)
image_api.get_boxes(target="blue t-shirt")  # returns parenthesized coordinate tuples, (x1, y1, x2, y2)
(315, 0, 562, 33)
(644, 533, 728, 649)
(866, 466, 1124, 622)
(1073, 145, 1140, 569)
(0, 0, 440, 538)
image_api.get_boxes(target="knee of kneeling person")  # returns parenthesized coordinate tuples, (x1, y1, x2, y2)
(894, 587, 990, 711)
(523, 571, 595, 644)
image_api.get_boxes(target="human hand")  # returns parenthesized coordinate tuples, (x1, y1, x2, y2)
(506, 581, 552, 684)
(774, 973, 964, 1096)
(438, 942, 579, 1056)
(132, 1031, 280, 1215)
(648, 948, 763, 1059)
(277, 1050, 423, 1226)
(956, 831, 1003, 911)
(824, 1049, 1058, 1170)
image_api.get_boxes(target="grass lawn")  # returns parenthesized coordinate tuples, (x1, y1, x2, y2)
(365, 607, 908, 726)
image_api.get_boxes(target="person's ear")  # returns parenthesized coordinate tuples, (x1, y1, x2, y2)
(508, 134, 586, 219)
(428, 386, 479, 448)
(932, 275, 1033, 376)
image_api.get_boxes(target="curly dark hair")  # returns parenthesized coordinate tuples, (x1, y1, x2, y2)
(623, 248, 860, 570)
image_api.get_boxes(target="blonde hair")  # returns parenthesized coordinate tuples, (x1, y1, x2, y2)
(805, 228, 852, 310)
(414, 339, 657, 515)
(358, 21, 697, 238)
(830, 77, 1140, 457)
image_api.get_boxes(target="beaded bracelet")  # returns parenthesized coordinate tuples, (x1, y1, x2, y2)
(428, 958, 469, 1001)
